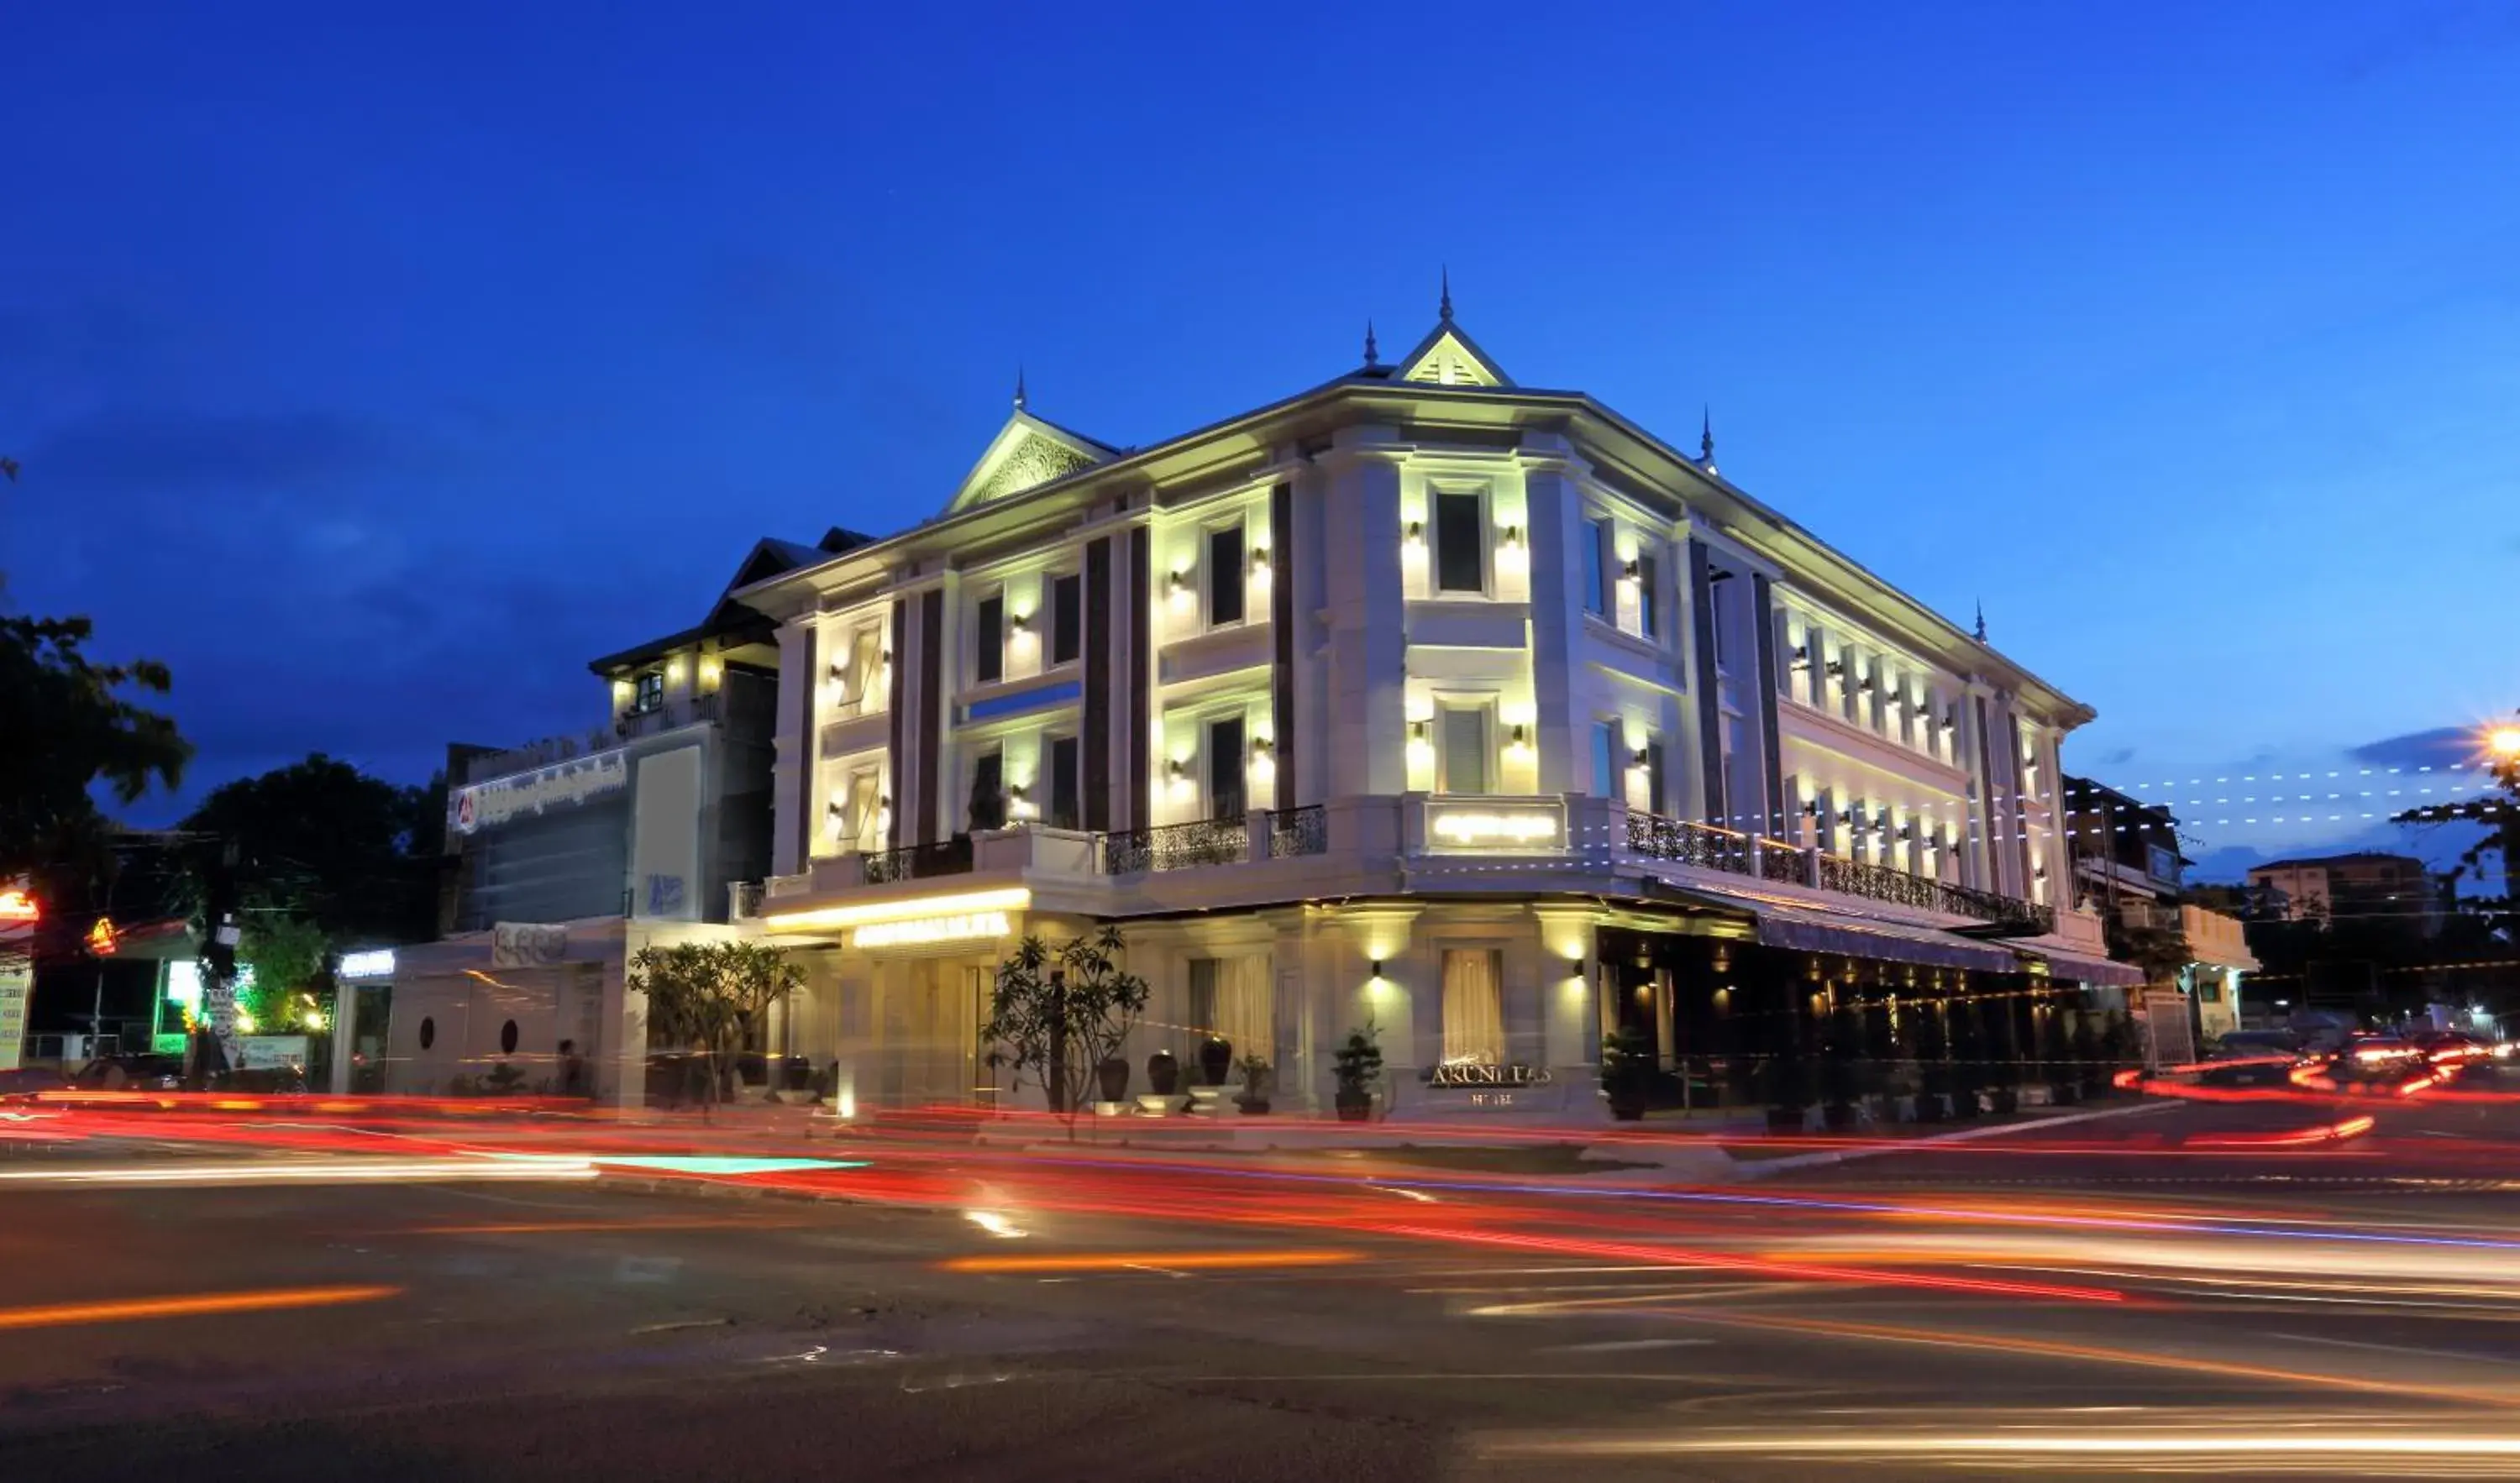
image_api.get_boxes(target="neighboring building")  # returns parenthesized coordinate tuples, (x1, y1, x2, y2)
(2248, 852, 2440, 931)
(2062, 774, 2255, 1045)
(729, 296, 2139, 1122)
(363, 535, 858, 1103)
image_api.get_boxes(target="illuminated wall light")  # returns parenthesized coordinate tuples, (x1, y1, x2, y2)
(1249, 547, 1271, 574)
(764, 886, 1031, 932)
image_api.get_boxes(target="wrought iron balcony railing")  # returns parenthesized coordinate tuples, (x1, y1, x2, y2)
(1103, 815, 1249, 875)
(1267, 804, 1326, 860)
(861, 836, 975, 885)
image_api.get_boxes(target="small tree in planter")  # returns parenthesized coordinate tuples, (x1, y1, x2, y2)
(979, 925, 1149, 1139)
(1601, 1025, 1656, 1121)
(629, 940, 806, 1118)
(1331, 1022, 1383, 1122)
(1235, 1053, 1272, 1114)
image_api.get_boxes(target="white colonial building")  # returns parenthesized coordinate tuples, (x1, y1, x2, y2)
(731, 294, 2137, 1121)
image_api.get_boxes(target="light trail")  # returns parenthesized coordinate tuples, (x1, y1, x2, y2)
(0, 1155, 600, 1187)
(938, 1249, 1362, 1274)
(0, 1285, 402, 1331)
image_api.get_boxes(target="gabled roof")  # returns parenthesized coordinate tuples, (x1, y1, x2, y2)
(944, 406, 1120, 516)
(586, 535, 809, 675)
(1394, 320, 1512, 389)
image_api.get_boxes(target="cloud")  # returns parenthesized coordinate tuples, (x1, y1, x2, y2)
(2346, 726, 2481, 770)
(2095, 745, 2136, 768)
(22, 407, 433, 502)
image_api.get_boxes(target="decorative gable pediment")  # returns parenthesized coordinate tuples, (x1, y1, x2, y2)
(1397, 324, 1512, 389)
(946, 410, 1116, 515)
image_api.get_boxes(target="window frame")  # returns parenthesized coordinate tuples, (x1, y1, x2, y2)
(632, 670, 665, 715)
(1048, 571, 1084, 668)
(1047, 733, 1082, 831)
(973, 590, 1005, 685)
(1635, 552, 1660, 643)
(1205, 712, 1247, 820)
(1434, 700, 1496, 796)
(1592, 718, 1622, 799)
(1204, 520, 1247, 630)
(1431, 484, 1488, 596)
(1582, 518, 1610, 616)
(968, 746, 1005, 832)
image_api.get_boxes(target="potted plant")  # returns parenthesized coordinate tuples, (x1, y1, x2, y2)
(1197, 1035, 1233, 1087)
(1601, 1025, 1655, 1121)
(1146, 1048, 1180, 1097)
(1332, 1023, 1383, 1122)
(1235, 1054, 1272, 1114)
(1095, 1055, 1131, 1105)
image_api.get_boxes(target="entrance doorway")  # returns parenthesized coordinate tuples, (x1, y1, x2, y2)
(879, 958, 986, 1108)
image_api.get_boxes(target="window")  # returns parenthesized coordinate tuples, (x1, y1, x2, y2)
(1189, 955, 1273, 1060)
(1206, 714, 1246, 819)
(974, 594, 1005, 684)
(1705, 577, 1725, 670)
(1441, 949, 1504, 1065)
(1592, 720, 1620, 798)
(848, 627, 884, 710)
(1636, 553, 1659, 641)
(1433, 488, 1485, 594)
(1050, 573, 1082, 666)
(1583, 519, 1609, 616)
(632, 671, 664, 714)
(1644, 739, 1667, 816)
(968, 747, 1004, 831)
(847, 767, 883, 852)
(1206, 525, 1245, 627)
(1047, 736, 1080, 831)
(1439, 705, 1489, 794)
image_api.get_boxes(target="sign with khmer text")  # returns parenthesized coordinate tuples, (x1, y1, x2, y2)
(450, 748, 629, 836)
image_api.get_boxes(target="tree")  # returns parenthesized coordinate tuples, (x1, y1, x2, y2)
(2395, 716, 2520, 935)
(236, 913, 328, 1033)
(979, 925, 1149, 1134)
(627, 940, 804, 1110)
(0, 613, 192, 880)
(178, 754, 438, 947)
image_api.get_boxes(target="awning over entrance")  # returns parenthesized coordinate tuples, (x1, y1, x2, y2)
(1751, 902, 2028, 975)
(2014, 944, 2145, 988)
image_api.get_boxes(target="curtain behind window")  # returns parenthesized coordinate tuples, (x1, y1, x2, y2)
(1441, 949, 1504, 1065)
(1213, 956, 1273, 1062)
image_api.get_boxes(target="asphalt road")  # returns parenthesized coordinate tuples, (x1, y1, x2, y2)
(9, 1093, 2520, 1480)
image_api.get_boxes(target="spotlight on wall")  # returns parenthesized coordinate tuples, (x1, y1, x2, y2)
(1405, 521, 1425, 545)
(1369, 960, 1384, 978)
(1502, 524, 1523, 548)
(1621, 558, 1641, 580)
(1250, 547, 1271, 574)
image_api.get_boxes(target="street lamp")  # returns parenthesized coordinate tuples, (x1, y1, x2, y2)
(2490, 725, 2520, 761)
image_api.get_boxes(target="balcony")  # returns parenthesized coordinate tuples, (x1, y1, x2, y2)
(863, 836, 975, 884)
(1622, 808, 2055, 936)
(618, 691, 720, 740)
(1104, 816, 1248, 876)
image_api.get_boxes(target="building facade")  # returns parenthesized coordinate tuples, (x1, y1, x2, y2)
(2062, 775, 2255, 1045)
(2248, 852, 2440, 930)
(732, 302, 2138, 1122)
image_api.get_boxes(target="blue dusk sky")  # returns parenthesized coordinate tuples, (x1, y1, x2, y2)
(5, 1, 2517, 878)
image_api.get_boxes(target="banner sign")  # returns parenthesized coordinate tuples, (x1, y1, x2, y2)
(492, 923, 570, 969)
(1426, 1061, 1555, 1088)
(450, 748, 628, 836)
(0, 952, 29, 1072)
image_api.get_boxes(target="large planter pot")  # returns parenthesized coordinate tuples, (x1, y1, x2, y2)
(1989, 1087, 2020, 1116)
(1334, 1087, 1373, 1122)
(1236, 1096, 1271, 1116)
(1607, 1095, 1647, 1122)
(1822, 1102, 1856, 1131)
(1197, 1037, 1233, 1087)
(1914, 1093, 1947, 1124)
(1095, 1057, 1130, 1104)
(1146, 1051, 1180, 1097)
(1766, 1105, 1808, 1133)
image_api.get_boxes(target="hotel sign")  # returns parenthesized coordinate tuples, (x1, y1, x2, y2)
(1425, 801, 1566, 853)
(450, 748, 629, 836)
(1426, 1061, 1554, 1088)
(850, 911, 1012, 950)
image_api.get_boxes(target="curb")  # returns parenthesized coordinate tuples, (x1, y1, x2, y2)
(1735, 1098, 2172, 1176)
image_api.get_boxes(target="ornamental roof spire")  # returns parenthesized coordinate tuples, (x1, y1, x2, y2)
(1013, 365, 1027, 411)
(1974, 601, 1988, 642)
(1363, 319, 1378, 367)
(1700, 406, 1715, 463)
(1439, 265, 1454, 322)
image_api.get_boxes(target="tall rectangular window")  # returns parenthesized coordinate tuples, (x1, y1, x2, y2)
(633, 671, 664, 714)
(1207, 714, 1247, 819)
(974, 594, 1004, 684)
(1434, 488, 1485, 594)
(1206, 525, 1245, 627)
(1582, 519, 1609, 616)
(1440, 706, 1488, 794)
(1441, 949, 1505, 1065)
(1050, 574, 1082, 666)
(1592, 720, 1620, 798)
(1636, 553, 1659, 641)
(1644, 738, 1667, 816)
(847, 767, 882, 853)
(969, 747, 1004, 831)
(1048, 735, 1080, 831)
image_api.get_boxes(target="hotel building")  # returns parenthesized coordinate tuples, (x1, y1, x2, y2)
(724, 295, 2137, 1119)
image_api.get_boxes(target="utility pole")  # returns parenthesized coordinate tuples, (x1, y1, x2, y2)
(191, 837, 242, 1086)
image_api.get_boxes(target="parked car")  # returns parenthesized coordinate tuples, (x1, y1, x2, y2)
(2198, 1031, 2303, 1086)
